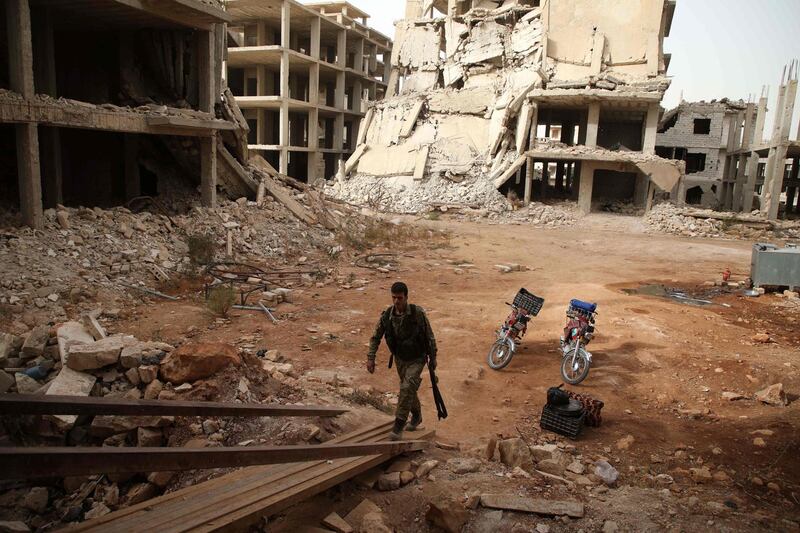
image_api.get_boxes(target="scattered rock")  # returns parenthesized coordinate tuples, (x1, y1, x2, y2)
(616, 434, 635, 450)
(0, 521, 31, 533)
(426, 497, 469, 533)
(344, 499, 381, 530)
(447, 457, 481, 474)
(566, 461, 585, 475)
(536, 459, 565, 477)
(144, 379, 164, 400)
(14, 373, 40, 394)
(159, 342, 241, 384)
(529, 444, 559, 462)
(751, 333, 771, 343)
(752, 437, 766, 448)
(21, 325, 49, 360)
(322, 512, 353, 533)
(124, 482, 158, 505)
(377, 472, 401, 491)
(0, 371, 14, 394)
(84, 503, 111, 519)
(479, 494, 585, 518)
(755, 383, 788, 407)
(690, 466, 713, 483)
(416, 460, 439, 478)
(602, 520, 619, 533)
(721, 391, 745, 401)
(498, 438, 534, 470)
(138, 365, 158, 384)
(360, 512, 392, 533)
(594, 460, 619, 486)
(137, 427, 163, 447)
(23, 487, 48, 513)
(91, 415, 174, 438)
(400, 471, 415, 486)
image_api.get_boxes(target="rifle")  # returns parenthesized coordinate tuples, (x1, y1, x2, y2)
(429, 359, 447, 420)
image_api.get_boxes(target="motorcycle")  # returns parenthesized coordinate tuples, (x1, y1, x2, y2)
(559, 299, 597, 384)
(487, 288, 544, 370)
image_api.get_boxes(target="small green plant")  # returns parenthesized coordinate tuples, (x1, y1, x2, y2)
(186, 233, 216, 266)
(426, 211, 441, 221)
(207, 284, 236, 317)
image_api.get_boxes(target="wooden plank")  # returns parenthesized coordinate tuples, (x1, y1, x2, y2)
(0, 395, 347, 418)
(1, 441, 427, 480)
(67, 421, 400, 533)
(480, 494, 585, 518)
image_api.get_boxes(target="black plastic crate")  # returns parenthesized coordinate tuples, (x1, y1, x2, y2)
(540, 404, 584, 439)
(513, 288, 545, 316)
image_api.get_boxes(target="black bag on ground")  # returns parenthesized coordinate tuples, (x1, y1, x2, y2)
(547, 384, 570, 406)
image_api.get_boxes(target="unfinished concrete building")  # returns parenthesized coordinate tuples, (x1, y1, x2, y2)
(328, 0, 682, 214)
(0, 0, 260, 230)
(656, 100, 755, 207)
(224, 0, 393, 183)
(723, 65, 800, 219)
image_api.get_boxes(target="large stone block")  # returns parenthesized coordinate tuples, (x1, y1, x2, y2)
(159, 342, 240, 384)
(90, 415, 175, 438)
(45, 367, 97, 429)
(56, 322, 94, 364)
(66, 336, 127, 371)
(21, 326, 49, 360)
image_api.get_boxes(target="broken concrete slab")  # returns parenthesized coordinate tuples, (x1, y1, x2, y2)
(414, 145, 430, 181)
(322, 512, 353, 533)
(67, 336, 127, 371)
(400, 100, 425, 138)
(0, 333, 20, 362)
(21, 325, 49, 360)
(461, 20, 507, 65)
(80, 313, 107, 340)
(479, 494, 584, 518)
(45, 366, 97, 429)
(426, 497, 469, 533)
(0, 370, 14, 393)
(344, 498, 381, 529)
(56, 322, 94, 364)
(14, 373, 40, 395)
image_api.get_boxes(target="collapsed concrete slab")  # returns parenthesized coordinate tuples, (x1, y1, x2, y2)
(326, 0, 678, 216)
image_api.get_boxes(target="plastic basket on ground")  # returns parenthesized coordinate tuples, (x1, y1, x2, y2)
(540, 404, 585, 439)
(513, 288, 545, 316)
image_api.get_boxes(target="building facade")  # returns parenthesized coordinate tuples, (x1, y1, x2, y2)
(225, 0, 393, 183)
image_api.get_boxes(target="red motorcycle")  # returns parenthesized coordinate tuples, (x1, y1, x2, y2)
(487, 288, 544, 370)
(560, 299, 597, 384)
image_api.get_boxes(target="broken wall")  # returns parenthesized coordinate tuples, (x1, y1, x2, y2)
(545, 0, 666, 81)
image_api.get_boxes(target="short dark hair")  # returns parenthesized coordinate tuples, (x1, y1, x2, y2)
(391, 281, 408, 296)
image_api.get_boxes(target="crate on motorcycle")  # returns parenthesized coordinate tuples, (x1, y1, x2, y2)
(513, 288, 545, 316)
(540, 404, 585, 439)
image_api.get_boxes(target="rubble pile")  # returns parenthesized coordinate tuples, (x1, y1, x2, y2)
(494, 202, 580, 227)
(645, 203, 800, 240)
(0, 193, 341, 317)
(644, 204, 726, 238)
(326, 172, 509, 214)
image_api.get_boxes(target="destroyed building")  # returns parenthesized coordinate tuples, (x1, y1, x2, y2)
(0, 0, 265, 230)
(326, 0, 683, 215)
(224, 0, 393, 183)
(721, 65, 800, 220)
(656, 99, 755, 207)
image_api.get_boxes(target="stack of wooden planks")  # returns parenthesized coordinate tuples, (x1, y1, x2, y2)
(67, 420, 434, 532)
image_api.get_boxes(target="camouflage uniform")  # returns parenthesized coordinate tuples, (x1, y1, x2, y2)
(368, 304, 437, 424)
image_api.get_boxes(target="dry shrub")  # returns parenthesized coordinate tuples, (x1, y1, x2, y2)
(337, 219, 446, 252)
(207, 284, 236, 317)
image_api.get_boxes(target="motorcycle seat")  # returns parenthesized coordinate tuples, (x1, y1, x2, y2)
(570, 299, 597, 313)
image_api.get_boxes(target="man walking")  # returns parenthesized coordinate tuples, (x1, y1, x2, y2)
(367, 281, 437, 440)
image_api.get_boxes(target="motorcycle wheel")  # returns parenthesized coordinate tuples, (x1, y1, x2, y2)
(560, 347, 591, 385)
(487, 338, 515, 370)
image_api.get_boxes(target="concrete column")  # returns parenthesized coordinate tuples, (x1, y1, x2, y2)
(577, 163, 594, 214)
(200, 135, 217, 207)
(124, 135, 141, 200)
(447, 0, 459, 16)
(354, 37, 364, 73)
(741, 153, 760, 213)
(524, 159, 533, 205)
(334, 114, 344, 152)
(540, 161, 548, 199)
(198, 30, 216, 113)
(310, 17, 321, 59)
(383, 51, 392, 83)
(279, 15, 291, 175)
(335, 72, 345, 110)
(34, 7, 62, 208)
(642, 103, 659, 154)
(336, 29, 346, 68)
(753, 96, 768, 146)
(353, 79, 363, 113)
(585, 103, 600, 148)
(675, 177, 687, 206)
(8, 0, 43, 229)
(555, 163, 564, 192)
(633, 174, 649, 207)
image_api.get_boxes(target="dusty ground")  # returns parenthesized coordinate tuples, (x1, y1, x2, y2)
(114, 212, 800, 532)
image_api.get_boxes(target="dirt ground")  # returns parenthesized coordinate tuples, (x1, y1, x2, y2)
(115, 212, 800, 532)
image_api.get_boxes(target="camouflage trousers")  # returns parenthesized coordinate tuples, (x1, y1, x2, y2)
(395, 358, 425, 422)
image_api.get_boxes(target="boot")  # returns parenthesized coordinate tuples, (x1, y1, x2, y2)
(406, 411, 422, 432)
(388, 417, 405, 441)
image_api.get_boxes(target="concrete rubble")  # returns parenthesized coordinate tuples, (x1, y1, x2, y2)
(327, 0, 680, 217)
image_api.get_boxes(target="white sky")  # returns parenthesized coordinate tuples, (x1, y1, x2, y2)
(327, 0, 800, 139)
